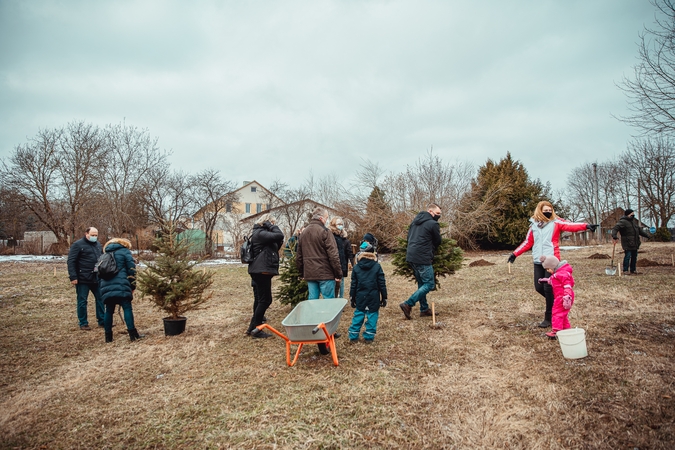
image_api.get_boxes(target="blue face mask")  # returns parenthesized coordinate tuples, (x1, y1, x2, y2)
(337, 225, 344, 231)
(87, 236, 98, 243)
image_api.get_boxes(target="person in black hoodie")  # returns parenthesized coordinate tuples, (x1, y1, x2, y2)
(246, 214, 284, 338)
(348, 241, 387, 343)
(399, 204, 442, 320)
(67, 227, 104, 330)
(611, 208, 652, 274)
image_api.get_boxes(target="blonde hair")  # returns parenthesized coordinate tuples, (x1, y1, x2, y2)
(532, 201, 557, 222)
(103, 238, 132, 252)
(254, 213, 275, 226)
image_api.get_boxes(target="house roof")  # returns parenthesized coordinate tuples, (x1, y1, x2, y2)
(192, 180, 285, 217)
(240, 199, 338, 223)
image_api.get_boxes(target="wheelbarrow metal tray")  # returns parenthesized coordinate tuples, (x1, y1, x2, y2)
(281, 298, 348, 342)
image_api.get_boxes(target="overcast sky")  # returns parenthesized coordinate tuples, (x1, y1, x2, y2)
(0, 0, 657, 193)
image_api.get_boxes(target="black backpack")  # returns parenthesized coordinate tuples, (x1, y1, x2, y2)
(94, 250, 119, 280)
(240, 235, 254, 264)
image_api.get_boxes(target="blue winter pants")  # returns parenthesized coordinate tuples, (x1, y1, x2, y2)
(307, 280, 336, 299)
(349, 309, 379, 341)
(403, 263, 434, 312)
(76, 283, 104, 327)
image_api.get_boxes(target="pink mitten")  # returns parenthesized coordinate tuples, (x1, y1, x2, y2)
(562, 295, 572, 310)
(538, 277, 550, 284)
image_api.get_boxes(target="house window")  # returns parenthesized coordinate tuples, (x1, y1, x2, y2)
(256, 203, 262, 213)
(251, 187, 257, 193)
(245, 203, 251, 213)
(226, 202, 232, 213)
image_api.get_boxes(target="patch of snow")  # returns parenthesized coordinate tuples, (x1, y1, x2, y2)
(0, 255, 66, 262)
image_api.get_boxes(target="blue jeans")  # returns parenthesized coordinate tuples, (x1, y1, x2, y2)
(623, 250, 638, 273)
(307, 280, 336, 300)
(338, 278, 345, 298)
(104, 299, 135, 333)
(76, 283, 104, 327)
(349, 309, 379, 341)
(404, 263, 434, 312)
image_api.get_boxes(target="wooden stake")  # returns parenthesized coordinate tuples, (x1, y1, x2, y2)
(618, 264, 621, 277)
(432, 302, 436, 327)
(508, 262, 511, 274)
(672, 254, 674, 267)
(53, 267, 56, 277)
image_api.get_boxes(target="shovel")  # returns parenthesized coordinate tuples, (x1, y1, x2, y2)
(605, 241, 617, 276)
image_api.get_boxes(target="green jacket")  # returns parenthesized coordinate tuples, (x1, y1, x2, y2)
(611, 216, 651, 251)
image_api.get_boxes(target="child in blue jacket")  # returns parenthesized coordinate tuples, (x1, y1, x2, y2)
(348, 242, 387, 343)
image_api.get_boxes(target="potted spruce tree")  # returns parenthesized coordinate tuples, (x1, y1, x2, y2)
(137, 228, 213, 336)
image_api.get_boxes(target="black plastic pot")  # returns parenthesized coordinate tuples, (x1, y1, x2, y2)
(163, 316, 187, 336)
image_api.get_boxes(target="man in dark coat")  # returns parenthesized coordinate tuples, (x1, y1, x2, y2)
(611, 208, 652, 275)
(246, 214, 284, 338)
(400, 203, 442, 320)
(67, 227, 104, 330)
(296, 207, 342, 299)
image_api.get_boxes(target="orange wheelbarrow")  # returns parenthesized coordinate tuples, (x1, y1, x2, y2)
(256, 298, 347, 367)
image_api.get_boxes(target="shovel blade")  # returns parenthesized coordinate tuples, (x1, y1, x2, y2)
(605, 267, 617, 275)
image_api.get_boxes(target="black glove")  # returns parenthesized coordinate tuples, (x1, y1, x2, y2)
(507, 253, 516, 264)
(350, 298, 356, 308)
(587, 224, 598, 232)
(380, 298, 387, 307)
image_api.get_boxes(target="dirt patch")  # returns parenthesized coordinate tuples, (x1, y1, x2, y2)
(588, 253, 610, 259)
(469, 259, 495, 267)
(637, 258, 668, 267)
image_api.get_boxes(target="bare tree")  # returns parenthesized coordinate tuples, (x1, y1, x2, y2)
(618, 0, 675, 135)
(1, 123, 106, 248)
(625, 136, 675, 228)
(190, 169, 238, 255)
(141, 167, 195, 232)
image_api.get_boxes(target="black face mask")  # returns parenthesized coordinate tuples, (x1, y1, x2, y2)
(543, 212, 553, 219)
(432, 214, 441, 222)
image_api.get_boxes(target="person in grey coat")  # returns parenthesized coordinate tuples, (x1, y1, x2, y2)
(611, 208, 652, 275)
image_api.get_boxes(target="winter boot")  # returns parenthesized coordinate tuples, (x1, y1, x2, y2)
(128, 328, 145, 342)
(105, 331, 113, 343)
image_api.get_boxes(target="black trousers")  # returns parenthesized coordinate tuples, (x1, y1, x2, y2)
(533, 263, 554, 321)
(248, 274, 273, 333)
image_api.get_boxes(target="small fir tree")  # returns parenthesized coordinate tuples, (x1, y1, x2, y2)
(137, 227, 213, 319)
(276, 250, 308, 307)
(392, 222, 464, 288)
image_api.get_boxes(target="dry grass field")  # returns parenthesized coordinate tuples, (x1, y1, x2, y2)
(1, 242, 674, 449)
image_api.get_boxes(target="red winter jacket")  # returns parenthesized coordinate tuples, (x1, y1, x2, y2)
(513, 218, 587, 263)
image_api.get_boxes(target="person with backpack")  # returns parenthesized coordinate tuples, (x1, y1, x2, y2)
(99, 238, 144, 343)
(67, 227, 104, 331)
(246, 214, 284, 338)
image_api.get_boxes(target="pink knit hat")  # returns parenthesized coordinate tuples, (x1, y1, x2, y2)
(540, 255, 560, 270)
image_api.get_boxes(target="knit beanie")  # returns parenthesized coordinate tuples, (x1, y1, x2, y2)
(540, 255, 560, 270)
(624, 208, 634, 216)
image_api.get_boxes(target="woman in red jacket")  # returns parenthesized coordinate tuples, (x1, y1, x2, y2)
(508, 201, 596, 328)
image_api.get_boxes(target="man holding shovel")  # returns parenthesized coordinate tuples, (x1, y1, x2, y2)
(611, 208, 652, 275)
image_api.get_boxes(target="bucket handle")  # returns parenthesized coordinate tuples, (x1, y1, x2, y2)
(559, 337, 586, 346)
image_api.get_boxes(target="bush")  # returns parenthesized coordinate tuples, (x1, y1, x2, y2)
(654, 227, 672, 242)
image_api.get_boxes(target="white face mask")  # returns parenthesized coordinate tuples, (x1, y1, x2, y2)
(87, 236, 98, 243)
(337, 225, 344, 230)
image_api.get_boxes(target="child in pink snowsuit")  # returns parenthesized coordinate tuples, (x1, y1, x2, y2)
(538, 255, 575, 339)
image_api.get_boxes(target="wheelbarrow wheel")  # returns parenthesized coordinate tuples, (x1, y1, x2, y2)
(318, 343, 330, 355)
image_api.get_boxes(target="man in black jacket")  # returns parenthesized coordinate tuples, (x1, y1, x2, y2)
(400, 203, 442, 320)
(67, 227, 104, 330)
(611, 208, 652, 275)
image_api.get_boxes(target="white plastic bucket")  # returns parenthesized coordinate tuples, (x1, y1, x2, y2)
(556, 328, 587, 359)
